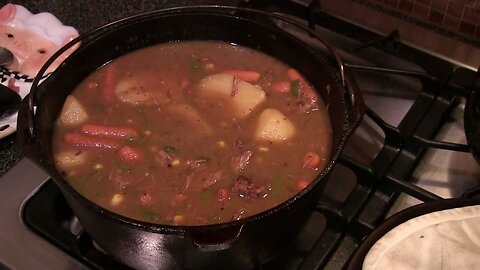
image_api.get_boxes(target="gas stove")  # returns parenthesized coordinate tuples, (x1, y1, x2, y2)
(1, 1, 479, 269)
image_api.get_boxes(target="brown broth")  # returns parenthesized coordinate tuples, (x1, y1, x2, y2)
(52, 41, 332, 225)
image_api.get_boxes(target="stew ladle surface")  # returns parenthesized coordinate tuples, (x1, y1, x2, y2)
(0, 46, 21, 120)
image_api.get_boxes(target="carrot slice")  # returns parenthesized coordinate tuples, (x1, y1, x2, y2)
(118, 145, 143, 162)
(295, 180, 310, 191)
(222, 70, 261, 82)
(287, 68, 302, 81)
(271, 81, 291, 93)
(302, 151, 321, 170)
(64, 133, 120, 149)
(81, 124, 138, 139)
(102, 63, 116, 103)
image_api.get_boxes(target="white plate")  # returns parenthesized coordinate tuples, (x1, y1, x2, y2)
(0, 77, 32, 139)
(0, 3, 79, 139)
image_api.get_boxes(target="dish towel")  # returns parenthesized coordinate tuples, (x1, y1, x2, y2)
(363, 205, 480, 270)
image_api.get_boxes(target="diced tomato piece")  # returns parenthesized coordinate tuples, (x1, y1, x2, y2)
(102, 63, 116, 103)
(64, 133, 120, 149)
(179, 79, 190, 90)
(271, 81, 291, 93)
(81, 124, 138, 139)
(140, 193, 153, 206)
(216, 188, 231, 203)
(171, 193, 187, 206)
(222, 70, 261, 82)
(295, 180, 310, 191)
(118, 146, 142, 162)
(302, 151, 321, 170)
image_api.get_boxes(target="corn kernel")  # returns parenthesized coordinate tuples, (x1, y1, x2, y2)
(173, 215, 184, 224)
(217, 140, 226, 147)
(259, 147, 269, 152)
(171, 159, 181, 166)
(111, 193, 123, 206)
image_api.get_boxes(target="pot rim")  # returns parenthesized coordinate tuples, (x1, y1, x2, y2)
(26, 5, 364, 234)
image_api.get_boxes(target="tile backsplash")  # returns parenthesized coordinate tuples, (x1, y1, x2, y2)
(355, 0, 480, 44)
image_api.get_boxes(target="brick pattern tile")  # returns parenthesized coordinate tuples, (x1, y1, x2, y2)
(355, 0, 480, 41)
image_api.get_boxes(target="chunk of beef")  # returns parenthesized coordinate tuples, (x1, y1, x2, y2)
(185, 158, 209, 170)
(155, 150, 173, 167)
(109, 170, 139, 189)
(296, 82, 319, 114)
(231, 176, 267, 200)
(202, 170, 223, 189)
(231, 150, 252, 173)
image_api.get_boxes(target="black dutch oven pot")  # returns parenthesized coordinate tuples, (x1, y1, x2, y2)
(17, 6, 364, 270)
(465, 72, 480, 164)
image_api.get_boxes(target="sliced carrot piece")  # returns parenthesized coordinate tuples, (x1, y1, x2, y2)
(287, 68, 302, 81)
(64, 133, 120, 149)
(81, 124, 138, 139)
(271, 81, 291, 93)
(118, 145, 142, 161)
(222, 70, 261, 82)
(102, 63, 116, 103)
(295, 179, 310, 191)
(302, 151, 321, 170)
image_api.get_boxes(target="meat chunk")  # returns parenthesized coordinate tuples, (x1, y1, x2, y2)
(231, 176, 267, 200)
(109, 170, 139, 189)
(231, 150, 252, 173)
(155, 150, 173, 167)
(202, 170, 223, 189)
(185, 158, 209, 170)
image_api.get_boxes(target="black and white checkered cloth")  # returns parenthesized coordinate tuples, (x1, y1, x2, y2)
(0, 66, 37, 83)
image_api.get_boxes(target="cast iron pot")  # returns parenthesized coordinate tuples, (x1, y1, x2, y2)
(465, 73, 480, 164)
(17, 6, 364, 270)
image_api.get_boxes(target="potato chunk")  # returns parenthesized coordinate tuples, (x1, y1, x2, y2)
(198, 74, 266, 118)
(59, 95, 88, 126)
(167, 104, 212, 136)
(54, 150, 89, 171)
(255, 109, 295, 142)
(115, 73, 154, 105)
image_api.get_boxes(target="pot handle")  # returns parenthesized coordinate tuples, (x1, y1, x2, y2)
(16, 93, 43, 162)
(255, 9, 365, 132)
(464, 71, 480, 164)
(187, 225, 243, 252)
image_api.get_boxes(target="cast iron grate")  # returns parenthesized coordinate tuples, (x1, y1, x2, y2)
(22, 1, 478, 269)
